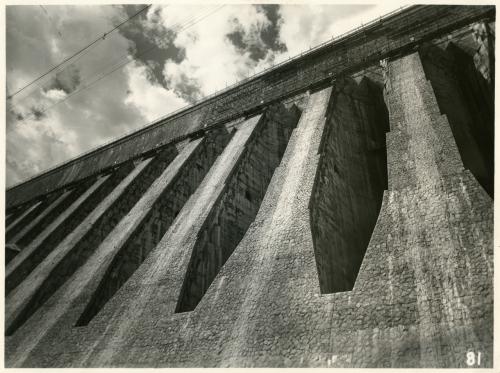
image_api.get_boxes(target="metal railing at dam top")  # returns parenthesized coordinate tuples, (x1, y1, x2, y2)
(6, 4, 495, 209)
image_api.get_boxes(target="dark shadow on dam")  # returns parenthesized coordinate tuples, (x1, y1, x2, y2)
(175, 105, 301, 313)
(310, 77, 389, 294)
(16, 185, 89, 248)
(5, 185, 92, 265)
(6, 200, 40, 228)
(420, 43, 494, 197)
(6, 147, 179, 336)
(75, 129, 232, 326)
(6, 191, 62, 242)
(5, 168, 131, 297)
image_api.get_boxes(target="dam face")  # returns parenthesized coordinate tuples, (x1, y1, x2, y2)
(4, 5, 494, 368)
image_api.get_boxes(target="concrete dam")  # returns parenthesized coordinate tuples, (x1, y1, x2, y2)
(4, 5, 494, 368)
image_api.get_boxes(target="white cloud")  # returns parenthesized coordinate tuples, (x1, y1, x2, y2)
(280, 4, 401, 57)
(158, 4, 281, 95)
(7, 110, 79, 186)
(125, 62, 187, 122)
(43, 88, 67, 101)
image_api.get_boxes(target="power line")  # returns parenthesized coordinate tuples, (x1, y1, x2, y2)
(75, 5, 215, 85)
(7, 4, 152, 101)
(12, 29, 121, 103)
(10, 3, 207, 104)
(15, 5, 173, 102)
(41, 6, 226, 110)
(10, 5, 226, 126)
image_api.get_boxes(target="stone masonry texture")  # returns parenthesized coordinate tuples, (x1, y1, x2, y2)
(5, 146, 179, 336)
(4, 5, 494, 368)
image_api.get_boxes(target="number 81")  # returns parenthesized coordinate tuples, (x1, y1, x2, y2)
(466, 351, 481, 366)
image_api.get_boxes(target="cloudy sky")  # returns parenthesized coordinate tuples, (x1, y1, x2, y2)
(6, 2, 400, 188)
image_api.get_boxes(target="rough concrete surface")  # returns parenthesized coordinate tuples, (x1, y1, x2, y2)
(4, 5, 494, 368)
(5, 201, 42, 234)
(5, 176, 112, 295)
